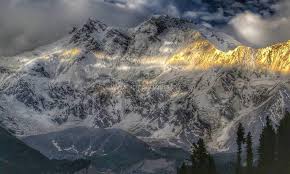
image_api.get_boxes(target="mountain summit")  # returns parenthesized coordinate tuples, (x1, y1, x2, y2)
(0, 16, 289, 154)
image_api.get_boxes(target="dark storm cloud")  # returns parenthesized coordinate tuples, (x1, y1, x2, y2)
(0, 0, 196, 56)
(229, 0, 290, 47)
(0, 0, 289, 56)
(0, 0, 230, 56)
(0, 0, 148, 56)
(116, 0, 290, 47)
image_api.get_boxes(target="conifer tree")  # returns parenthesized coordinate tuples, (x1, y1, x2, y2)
(236, 123, 245, 174)
(178, 162, 187, 174)
(246, 132, 253, 174)
(276, 111, 290, 173)
(257, 116, 276, 174)
(191, 138, 217, 174)
(191, 139, 208, 173)
(208, 156, 217, 174)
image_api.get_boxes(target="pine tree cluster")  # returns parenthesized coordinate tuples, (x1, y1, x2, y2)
(177, 139, 217, 174)
(178, 112, 290, 174)
(235, 112, 290, 174)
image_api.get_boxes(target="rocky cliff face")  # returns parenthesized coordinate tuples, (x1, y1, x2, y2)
(0, 15, 289, 152)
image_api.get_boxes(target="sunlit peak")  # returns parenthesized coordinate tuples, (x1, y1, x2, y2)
(167, 37, 290, 74)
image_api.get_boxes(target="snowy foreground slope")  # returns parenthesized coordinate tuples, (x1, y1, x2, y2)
(0, 15, 289, 155)
(22, 127, 188, 174)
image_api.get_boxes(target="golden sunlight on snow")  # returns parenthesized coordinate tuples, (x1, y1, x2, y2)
(93, 51, 107, 60)
(140, 56, 167, 67)
(167, 33, 290, 74)
(61, 48, 81, 57)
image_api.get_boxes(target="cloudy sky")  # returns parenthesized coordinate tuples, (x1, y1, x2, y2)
(0, 0, 289, 56)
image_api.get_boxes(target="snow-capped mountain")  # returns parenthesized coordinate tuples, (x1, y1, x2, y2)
(0, 15, 289, 155)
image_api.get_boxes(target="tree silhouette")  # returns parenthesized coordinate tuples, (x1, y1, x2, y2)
(236, 123, 245, 174)
(191, 139, 208, 173)
(257, 116, 276, 174)
(178, 162, 187, 174)
(246, 132, 253, 174)
(208, 155, 217, 174)
(191, 138, 217, 174)
(276, 111, 290, 173)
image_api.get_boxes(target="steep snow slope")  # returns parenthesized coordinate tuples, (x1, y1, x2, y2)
(22, 127, 188, 174)
(23, 127, 155, 160)
(0, 15, 288, 153)
(0, 126, 90, 174)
